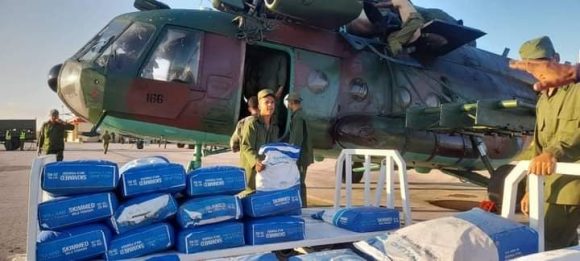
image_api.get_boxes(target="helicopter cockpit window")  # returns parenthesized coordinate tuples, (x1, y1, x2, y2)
(96, 22, 156, 70)
(76, 19, 130, 62)
(140, 28, 202, 87)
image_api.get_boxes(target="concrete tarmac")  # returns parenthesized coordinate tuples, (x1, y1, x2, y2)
(0, 142, 505, 260)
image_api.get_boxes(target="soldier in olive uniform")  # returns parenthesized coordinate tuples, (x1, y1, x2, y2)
(375, 0, 424, 55)
(230, 96, 259, 153)
(102, 130, 111, 154)
(240, 89, 280, 192)
(38, 109, 75, 161)
(516, 36, 580, 250)
(285, 93, 314, 207)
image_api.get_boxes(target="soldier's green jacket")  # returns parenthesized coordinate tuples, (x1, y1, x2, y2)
(102, 133, 111, 142)
(230, 116, 252, 152)
(239, 116, 279, 189)
(534, 84, 580, 205)
(38, 121, 74, 152)
(289, 109, 313, 168)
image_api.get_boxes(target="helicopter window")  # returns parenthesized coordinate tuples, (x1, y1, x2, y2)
(76, 19, 130, 62)
(96, 22, 156, 70)
(140, 28, 202, 87)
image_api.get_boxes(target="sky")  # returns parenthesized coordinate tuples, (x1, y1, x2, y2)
(0, 0, 579, 127)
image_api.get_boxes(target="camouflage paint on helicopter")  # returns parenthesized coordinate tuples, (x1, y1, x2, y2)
(49, 1, 537, 189)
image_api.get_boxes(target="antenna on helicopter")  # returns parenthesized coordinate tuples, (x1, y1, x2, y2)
(134, 0, 171, 11)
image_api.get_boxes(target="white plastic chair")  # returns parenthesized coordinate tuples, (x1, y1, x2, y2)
(334, 149, 412, 227)
(26, 155, 56, 261)
(500, 161, 580, 252)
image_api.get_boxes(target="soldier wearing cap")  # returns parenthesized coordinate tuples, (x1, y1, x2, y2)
(240, 89, 280, 192)
(38, 109, 75, 161)
(517, 36, 580, 250)
(285, 92, 313, 207)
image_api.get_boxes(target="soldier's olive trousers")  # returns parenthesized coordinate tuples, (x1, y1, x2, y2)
(241, 166, 257, 197)
(299, 165, 308, 208)
(45, 149, 64, 161)
(545, 203, 580, 250)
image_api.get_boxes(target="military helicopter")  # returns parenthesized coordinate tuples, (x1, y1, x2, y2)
(47, 0, 536, 203)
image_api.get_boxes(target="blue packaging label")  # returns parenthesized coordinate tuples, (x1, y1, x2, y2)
(177, 222, 245, 254)
(36, 224, 111, 261)
(245, 216, 305, 245)
(121, 163, 186, 198)
(242, 187, 302, 218)
(38, 192, 118, 230)
(42, 160, 119, 196)
(107, 223, 175, 260)
(187, 166, 246, 196)
(177, 195, 243, 228)
(111, 193, 178, 234)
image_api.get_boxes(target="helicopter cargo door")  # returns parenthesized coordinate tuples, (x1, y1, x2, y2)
(240, 46, 291, 135)
(198, 33, 245, 134)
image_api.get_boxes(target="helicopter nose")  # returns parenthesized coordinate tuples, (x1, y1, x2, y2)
(57, 61, 91, 120)
(47, 63, 62, 93)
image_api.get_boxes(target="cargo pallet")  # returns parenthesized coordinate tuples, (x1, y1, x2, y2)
(26, 149, 412, 260)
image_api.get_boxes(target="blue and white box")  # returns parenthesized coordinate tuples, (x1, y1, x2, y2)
(42, 160, 119, 196)
(312, 207, 400, 232)
(38, 192, 118, 230)
(120, 163, 186, 198)
(187, 166, 246, 196)
(107, 223, 175, 260)
(177, 195, 243, 228)
(242, 187, 302, 218)
(36, 223, 111, 261)
(177, 222, 245, 254)
(245, 216, 305, 245)
(110, 193, 178, 234)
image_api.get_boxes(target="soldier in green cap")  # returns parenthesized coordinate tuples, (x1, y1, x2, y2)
(285, 92, 313, 207)
(517, 36, 580, 250)
(240, 89, 280, 192)
(38, 109, 75, 161)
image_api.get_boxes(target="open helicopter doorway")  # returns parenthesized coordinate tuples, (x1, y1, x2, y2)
(239, 45, 291, 138)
